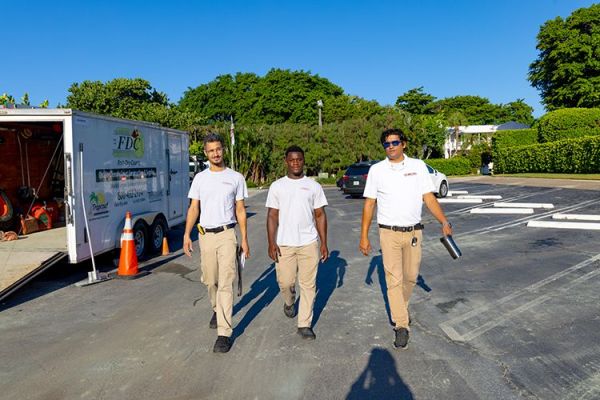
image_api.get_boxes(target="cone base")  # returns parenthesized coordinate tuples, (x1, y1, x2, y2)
(111, 270, 151, 280)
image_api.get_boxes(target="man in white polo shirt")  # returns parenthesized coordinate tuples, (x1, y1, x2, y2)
(183, 133, 250, 354)
(266, 145, 328, 340)
(359, 128, 452, 349)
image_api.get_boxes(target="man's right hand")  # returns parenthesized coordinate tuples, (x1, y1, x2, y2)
(359, 237, 372, 256)
(268, 243, 281, 262)
(183, 235, 193, 257)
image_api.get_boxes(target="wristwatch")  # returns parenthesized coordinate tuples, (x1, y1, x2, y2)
(442, 221, 452, 228)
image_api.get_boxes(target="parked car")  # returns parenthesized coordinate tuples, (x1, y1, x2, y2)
(342, 160, 449, 199)
(426, 164, 449, 198)
(341, 161, 378, 197)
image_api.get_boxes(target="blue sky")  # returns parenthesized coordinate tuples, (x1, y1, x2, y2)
(3, 0, 598, 117)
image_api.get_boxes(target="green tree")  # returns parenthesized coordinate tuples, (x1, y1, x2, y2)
(66, 78, 203, 130)
(1, 92, 48, 108)
(425, 95, 533, 125)
(501, 99, 535, 125)
(529, 4, 600, 110)
(395, 87, 436, 115)
(179, 69, 385, 124)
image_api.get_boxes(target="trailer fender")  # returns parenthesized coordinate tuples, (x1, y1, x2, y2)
(114, 212, 167, 249)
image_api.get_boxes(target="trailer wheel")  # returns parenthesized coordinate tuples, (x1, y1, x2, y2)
(133, 220, 148, 260)
(149, 216, 167, 254)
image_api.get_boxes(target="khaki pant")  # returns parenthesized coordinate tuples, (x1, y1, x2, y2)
(199, 228, 237, 337)
(275, 241, 320, 328)
(379, 228, 423, 329)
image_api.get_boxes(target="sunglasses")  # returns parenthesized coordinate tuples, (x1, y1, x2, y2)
(383, 140, 402, 149)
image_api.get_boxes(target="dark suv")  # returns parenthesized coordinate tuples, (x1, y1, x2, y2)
(342, 160, 379, 197)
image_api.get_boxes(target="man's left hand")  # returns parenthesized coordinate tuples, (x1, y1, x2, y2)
(320, 243, 329, 262)
(241, 240, 251, 258)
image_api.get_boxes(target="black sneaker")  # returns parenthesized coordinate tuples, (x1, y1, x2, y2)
(297, 327, 316, 340)
(213, 336, 232, 353)
(284, 302, 296, 318)
(394, 328, 409, 349)
(209, 312, 217, 329)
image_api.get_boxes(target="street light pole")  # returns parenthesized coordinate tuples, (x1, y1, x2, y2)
(317, 99, 323, 130)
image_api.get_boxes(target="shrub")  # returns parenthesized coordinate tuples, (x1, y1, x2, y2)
(537, 108, 600, 143)
(494, 135, 600, 174)
(491, 128, 537, 162)
(315, 176, 338, 185)
(427, 157, 472, 176)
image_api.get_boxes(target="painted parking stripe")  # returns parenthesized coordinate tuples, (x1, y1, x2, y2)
(527, 221, 600, 230)
(552, 213, 600, 221)
(470, 208, 534, 214)
(438, 198, 483, 204)
(439, 253, 600, 342)
(448, 190, 469, 196)
(446, 187, 563, 216)
(458, 195, 503, 200)
(494, 202, 554, 209)
(457, 197, 600, 237)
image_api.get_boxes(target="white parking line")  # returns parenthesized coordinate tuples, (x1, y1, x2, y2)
(470, 208, 534, 214)
(527, 221, 600, 230)
(438, 198, 483, 204)
(446, 188, 563, 216)
(448, 190, 469, 195)
(494, 202, 554, 209)
(439, 253, 600, 342)
(552, 213, 600, 221)
(457, 197, 600, 237)
(458, 195, 503, 200)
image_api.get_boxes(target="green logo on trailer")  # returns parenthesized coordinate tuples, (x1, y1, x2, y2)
(113, 128, 144, 158)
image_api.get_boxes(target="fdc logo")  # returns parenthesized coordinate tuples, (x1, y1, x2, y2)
(113, 128, 145, 158)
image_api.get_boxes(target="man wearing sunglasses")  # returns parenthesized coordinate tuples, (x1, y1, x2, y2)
(359, 128, 453, 349)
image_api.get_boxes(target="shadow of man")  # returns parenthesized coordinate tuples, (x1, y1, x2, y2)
(365, 254, 393, 326)
(346, 348, 414, 399)
(313, 250, 346, 327)
(232, 264, 279, 339)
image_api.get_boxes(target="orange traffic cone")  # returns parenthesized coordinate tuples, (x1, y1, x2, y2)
(161, 236, 170, 256)
(116, 212, 148, 279)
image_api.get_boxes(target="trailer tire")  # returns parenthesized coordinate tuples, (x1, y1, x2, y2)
(149, 216, 167, 254)
(133, 220, 148, 260)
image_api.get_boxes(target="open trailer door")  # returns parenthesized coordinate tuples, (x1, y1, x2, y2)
(0, 109, 70, 300)
(0, 229, 67, 300)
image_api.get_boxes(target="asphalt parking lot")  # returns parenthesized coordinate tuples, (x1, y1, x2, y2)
(1, 178, 599, 400)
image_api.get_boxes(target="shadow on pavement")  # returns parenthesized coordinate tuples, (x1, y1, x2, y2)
(346, 347, 414, 399)
(232, 264, 279, 339)
(365, 255, 393, 326)
(313, 250, 346, 327)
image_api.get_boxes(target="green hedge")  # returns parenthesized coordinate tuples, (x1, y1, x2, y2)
(538, 108, 600, 143)
(494, 136, 600, 174)
(491, 129, 537, 165)
(427, 157, 472, 176)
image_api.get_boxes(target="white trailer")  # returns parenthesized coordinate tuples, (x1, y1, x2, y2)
(0, 108, 189, 299)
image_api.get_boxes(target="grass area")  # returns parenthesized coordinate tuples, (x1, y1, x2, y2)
(495, 173, 600, 180)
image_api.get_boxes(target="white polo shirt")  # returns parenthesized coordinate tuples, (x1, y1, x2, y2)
(363, 156, 435, 226)
(265, 176, 328, 246)
(188, 168, 248, 228)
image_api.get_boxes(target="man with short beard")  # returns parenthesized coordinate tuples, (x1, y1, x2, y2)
(184, 133, 250, 353)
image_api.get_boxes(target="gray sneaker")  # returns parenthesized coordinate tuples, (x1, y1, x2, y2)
(394, 328, 409, 349)
(284, 302, 297, 318)
(209, 312, 217, 329)
(213, 336, 231, 353)
(297, 327, 316, 340)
